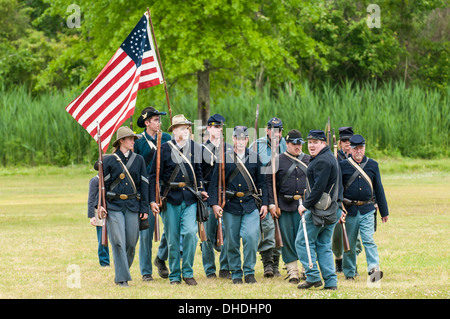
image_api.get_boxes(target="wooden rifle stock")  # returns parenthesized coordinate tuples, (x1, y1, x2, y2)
(271, 152, 283, 248)
(96, 123, 108, 247)
(216, 134, 225, 247)
(341, 205, 351, 252)
(154, 130, 162, 242)
(333, 128, 338, 158)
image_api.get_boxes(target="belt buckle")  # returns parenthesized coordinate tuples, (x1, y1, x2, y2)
(120, 194, 128, 200)
(236, 192, 245, 197)
(178, 182, 186, 188)
(293, 195, 301, 200)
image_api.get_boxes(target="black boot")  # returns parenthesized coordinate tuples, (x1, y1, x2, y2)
(335, 258, 343, 273)
(272, 254, 282, 277)
(260, 249, 274, 278)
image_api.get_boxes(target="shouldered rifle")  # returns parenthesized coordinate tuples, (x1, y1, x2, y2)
(216, 134, 225, 247)
(96, 123, 108, 247)
(333, 128, 338, 158)
(154, 129, 162, 242)
(253, 104, 259, 152)
(271, 152, 283, 248)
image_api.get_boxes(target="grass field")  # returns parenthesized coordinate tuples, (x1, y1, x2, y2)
(0, 159, 449, 300)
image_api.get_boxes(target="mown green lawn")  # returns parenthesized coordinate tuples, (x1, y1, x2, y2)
(0, 159, 449, 299)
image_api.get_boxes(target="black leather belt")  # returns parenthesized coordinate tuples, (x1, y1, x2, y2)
(225, 190, 254, 199)
(343, 198, 374, 206)
(107, 192, 140, 200)
(162, 181, 193, 189)
(282, 194, 304, 202)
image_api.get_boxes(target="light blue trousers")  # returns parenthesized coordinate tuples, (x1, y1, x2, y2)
(343, 210, 380, 277)
(223, 209, 261, 280)
(139, 206, 155, 275)
(160, 201, 198, 282)
(106, 208, 140, 283)
(295, 209, 341, 287)
(201, 206, 229, 276)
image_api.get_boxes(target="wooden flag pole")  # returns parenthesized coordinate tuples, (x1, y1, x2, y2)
(147, 8, 173, 124)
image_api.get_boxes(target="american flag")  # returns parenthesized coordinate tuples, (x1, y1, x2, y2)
(66, 12, 163, 152)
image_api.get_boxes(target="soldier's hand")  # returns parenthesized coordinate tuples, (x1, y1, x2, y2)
(298, 204, 306, 216)
(381, 216, 389, 223)
(98, 206, 107, 219)
(260, 205, 268, 220)
(201, 191, 209, 201)
(150, 202, 160, 216)
(212, 205, 223, 219)
(269, 205, 280, 218)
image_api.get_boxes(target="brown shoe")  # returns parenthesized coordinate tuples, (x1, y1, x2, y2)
(183, 277, 198, 286)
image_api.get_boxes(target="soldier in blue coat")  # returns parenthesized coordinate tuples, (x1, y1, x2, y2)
(102, 126, 149, 287)
(266, 129, 310, 283)
(209, 126, 268, 284)
(149, 114, 207, 286)
(339, 134, 389, 282)
(295, 130, 341, 290)
(200, 114, 231, 280)
(134, 107, 171, 281)
(249, 117, 287, 278)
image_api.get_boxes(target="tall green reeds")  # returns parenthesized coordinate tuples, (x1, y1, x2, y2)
(0, 81, 448, 166)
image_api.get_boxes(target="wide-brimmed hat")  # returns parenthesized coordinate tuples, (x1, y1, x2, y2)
(137, 107, 167, 128)
(167, 114, 193, 132)
(112, 126, 141, 148)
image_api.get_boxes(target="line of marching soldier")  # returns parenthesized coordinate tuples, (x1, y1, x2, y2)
(99, 108, 389, 288)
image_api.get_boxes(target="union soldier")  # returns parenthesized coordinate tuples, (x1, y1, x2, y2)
(134, 107, 171, 281)
(336, 126, 353, 160)
(332, 126, 363, 274)
(249, 117, 286, 277)
(209, 126, 268, 284)
(102, 126, 149, 287)
(149, 114, 207, 286)
(200, 114, 231, 279)
(266, 130, 310, 283)
(295, 130, 341, 290)
(339, 134, 389, 282)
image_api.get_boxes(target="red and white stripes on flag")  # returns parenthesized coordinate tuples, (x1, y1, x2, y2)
(66, 12, 163, 152)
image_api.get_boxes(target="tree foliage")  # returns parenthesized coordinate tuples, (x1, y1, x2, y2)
(0, 0, 448, 95)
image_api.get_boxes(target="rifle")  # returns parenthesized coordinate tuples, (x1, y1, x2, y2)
(153, 129, 162, 242)
(216, 132, 225, 247)
(340, 204, 351, 252)
(252, 104, 259, 152)
(271, 151, 283, 248)
(326, 116, 331, 146)
(96, 123, 108, 247)
(333, 128, 338, 158)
